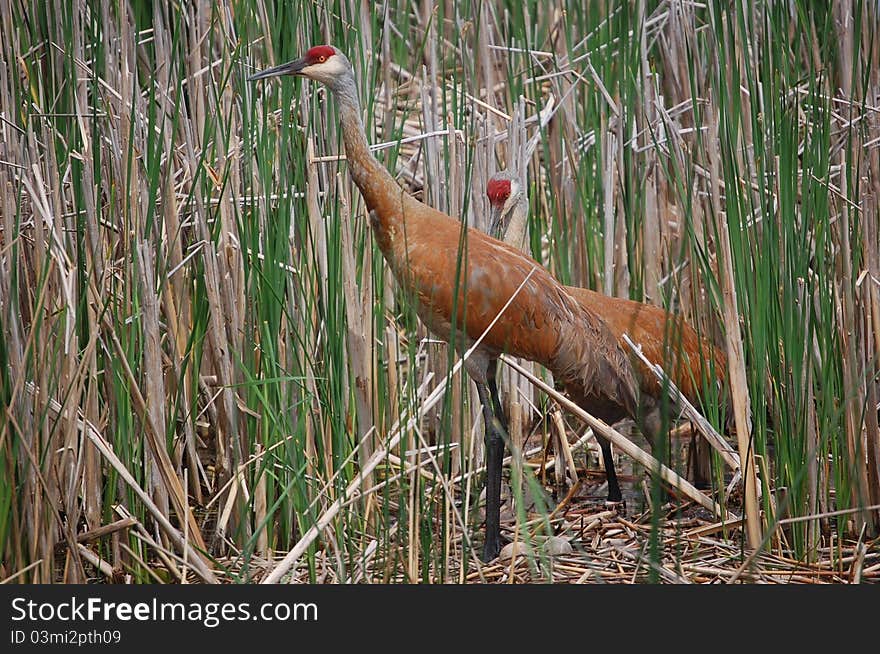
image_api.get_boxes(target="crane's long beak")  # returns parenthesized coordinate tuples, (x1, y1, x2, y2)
(488, 205, 506, 240)
(248, 57, 307, 82)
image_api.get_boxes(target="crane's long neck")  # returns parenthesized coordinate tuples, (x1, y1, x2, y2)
(333, 79, 405, 253)
(503, 199, 529, 251)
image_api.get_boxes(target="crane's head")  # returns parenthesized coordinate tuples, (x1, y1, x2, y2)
(486, 170, 526, 240)
(248, 45, 354, 89)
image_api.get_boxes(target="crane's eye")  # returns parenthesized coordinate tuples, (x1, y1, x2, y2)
(318, 56, 326, 62)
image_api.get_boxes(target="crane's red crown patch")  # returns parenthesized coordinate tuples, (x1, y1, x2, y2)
(486, 178, 511, 206)
(307, 46, 335, 63)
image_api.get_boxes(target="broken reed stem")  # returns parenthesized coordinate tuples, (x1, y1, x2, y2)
(552, 410, 566, 487)
(551, 410, 579, 485)
(76, 517, 138, 543)
(510, 401, 524, 503)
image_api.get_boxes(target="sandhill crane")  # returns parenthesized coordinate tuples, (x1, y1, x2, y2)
(487, 170, 728, 480)
(249, 46, 643, 561)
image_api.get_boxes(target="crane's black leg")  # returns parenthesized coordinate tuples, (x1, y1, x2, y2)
(596, 435, 622, 504)
(687, 427, 712, 490)
(487, 361, 508, 431)
(476, 379, 506, 562)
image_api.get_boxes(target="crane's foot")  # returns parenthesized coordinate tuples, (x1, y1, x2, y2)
(604, 499, 626, 514)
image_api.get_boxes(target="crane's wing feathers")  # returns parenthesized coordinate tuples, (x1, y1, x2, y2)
(566, 287, 727, 404)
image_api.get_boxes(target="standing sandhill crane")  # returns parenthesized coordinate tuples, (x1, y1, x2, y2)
(249, 46, 643, 561)
(487, 170, 728, 478)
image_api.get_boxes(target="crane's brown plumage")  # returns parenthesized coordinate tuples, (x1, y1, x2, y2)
(486, 169, 727, 416)
(395, 205, 638, 411)
(564, 288, 727, 404)
(250, 47, 642, 560)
